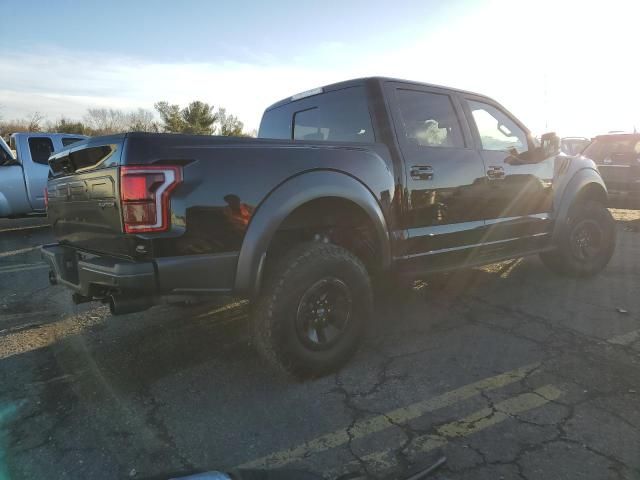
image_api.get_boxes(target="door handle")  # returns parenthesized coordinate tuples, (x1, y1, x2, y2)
(410, 165, 434, 181)
(486, 166, 505, 179)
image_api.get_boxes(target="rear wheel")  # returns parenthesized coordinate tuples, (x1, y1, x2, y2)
(540, 200, 615, 277)
(252, 242, 372, 378)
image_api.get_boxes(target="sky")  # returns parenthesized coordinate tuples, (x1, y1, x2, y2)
(0, 0, 638, 136)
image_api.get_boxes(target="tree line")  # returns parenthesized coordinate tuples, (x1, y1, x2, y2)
(0, 101, 253, 138)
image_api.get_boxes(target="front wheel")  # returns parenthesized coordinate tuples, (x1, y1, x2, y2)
(540, 200, 616, 277)
(251, 242, 373, 379)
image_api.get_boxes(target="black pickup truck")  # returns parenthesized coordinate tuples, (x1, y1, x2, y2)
(43, 77, 615, 377)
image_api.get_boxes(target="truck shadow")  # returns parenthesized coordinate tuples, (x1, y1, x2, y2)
(2, 255, 570, 396)
(3, 248, 611, 402)
(8, 258, 549, 396)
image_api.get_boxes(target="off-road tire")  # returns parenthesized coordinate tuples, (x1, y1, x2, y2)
(540, 200, 615, 277)
(252, 242, 373, 378)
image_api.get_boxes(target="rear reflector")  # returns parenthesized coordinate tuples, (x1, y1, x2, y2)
(120, 166, 182, 233)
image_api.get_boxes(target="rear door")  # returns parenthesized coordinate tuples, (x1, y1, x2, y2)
(462, 97, 553, 249)
(385, 82, 490, 273)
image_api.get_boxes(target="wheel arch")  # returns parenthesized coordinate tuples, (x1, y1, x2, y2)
(552, 167, 608, 243)
(234, 170, 391, 297)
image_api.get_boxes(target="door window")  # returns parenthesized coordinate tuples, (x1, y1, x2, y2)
(28, 137, 55, 165)
(467, 100, 528, 154)
(395, 90, 465, 148)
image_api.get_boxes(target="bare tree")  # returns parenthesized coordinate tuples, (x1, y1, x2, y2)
(83, 108, 128, 135)
(127, 108, 159, 132)
(26, 112, 44, 132)
(0, 112, 45, 137)
(0, 121, 28, 138)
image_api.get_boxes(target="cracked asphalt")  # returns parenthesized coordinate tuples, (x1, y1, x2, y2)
(1, 211, 640, 479)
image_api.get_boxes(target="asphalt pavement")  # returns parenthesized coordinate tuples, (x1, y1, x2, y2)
(1, 212, 640, 480)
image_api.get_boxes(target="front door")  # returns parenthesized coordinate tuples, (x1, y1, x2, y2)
(22, 136, 54, 211)
(463, 98, 554, 250)
(385, 83, 490, 273)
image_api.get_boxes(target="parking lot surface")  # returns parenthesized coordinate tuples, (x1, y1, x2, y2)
(1, 212, 640, 480)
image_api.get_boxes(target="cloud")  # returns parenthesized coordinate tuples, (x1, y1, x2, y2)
(1, 0, 638, 136)
(0, 49, 344, 130)
(0, 38, 542, 132)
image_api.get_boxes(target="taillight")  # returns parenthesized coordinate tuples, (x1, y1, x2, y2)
(120, 166, 182, 233)
(44, 187, 48, 210)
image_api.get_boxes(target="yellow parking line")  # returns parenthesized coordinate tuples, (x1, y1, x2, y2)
(333, 384, 564, 476)
(608, 329, 640, 346)
(239, 363, 539, 469)
(499, 258, 523, 278)
(435, 384, 563, 437)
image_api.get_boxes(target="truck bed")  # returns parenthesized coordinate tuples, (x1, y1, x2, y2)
(46, 132, 394, 260)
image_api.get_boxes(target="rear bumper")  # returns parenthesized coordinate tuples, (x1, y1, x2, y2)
(41, 244, 238, 299)
(42, 244, 155, 297)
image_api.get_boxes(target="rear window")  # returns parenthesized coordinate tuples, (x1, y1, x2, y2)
(28, 137, 55, 165)
(259, 86, 374, 143)
(50, 145, 115, 176)
(69, 145, 114, 171)
(583, 136, 640, 164)
(62, 137, 85, 147)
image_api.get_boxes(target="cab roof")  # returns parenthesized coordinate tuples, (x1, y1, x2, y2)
(264, 76, 490, 112)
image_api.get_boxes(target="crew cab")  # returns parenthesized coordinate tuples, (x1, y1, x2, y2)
(0, 132, 88, 217)
(42, 77, 615, 377)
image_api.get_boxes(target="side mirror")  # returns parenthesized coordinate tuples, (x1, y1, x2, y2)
(540, 132, 560, 157)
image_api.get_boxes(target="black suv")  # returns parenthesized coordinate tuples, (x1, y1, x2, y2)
(583, 133, 640, 206)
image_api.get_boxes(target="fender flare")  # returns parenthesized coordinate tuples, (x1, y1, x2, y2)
(234, 170, 391, 296)
(552, 167, 607, 244)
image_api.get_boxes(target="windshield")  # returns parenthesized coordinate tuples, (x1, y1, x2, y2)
(583, 136, 640, 163)
(561, 138, 590, 155)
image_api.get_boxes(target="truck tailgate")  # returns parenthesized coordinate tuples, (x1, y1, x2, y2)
(47, 136, 133, 258)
